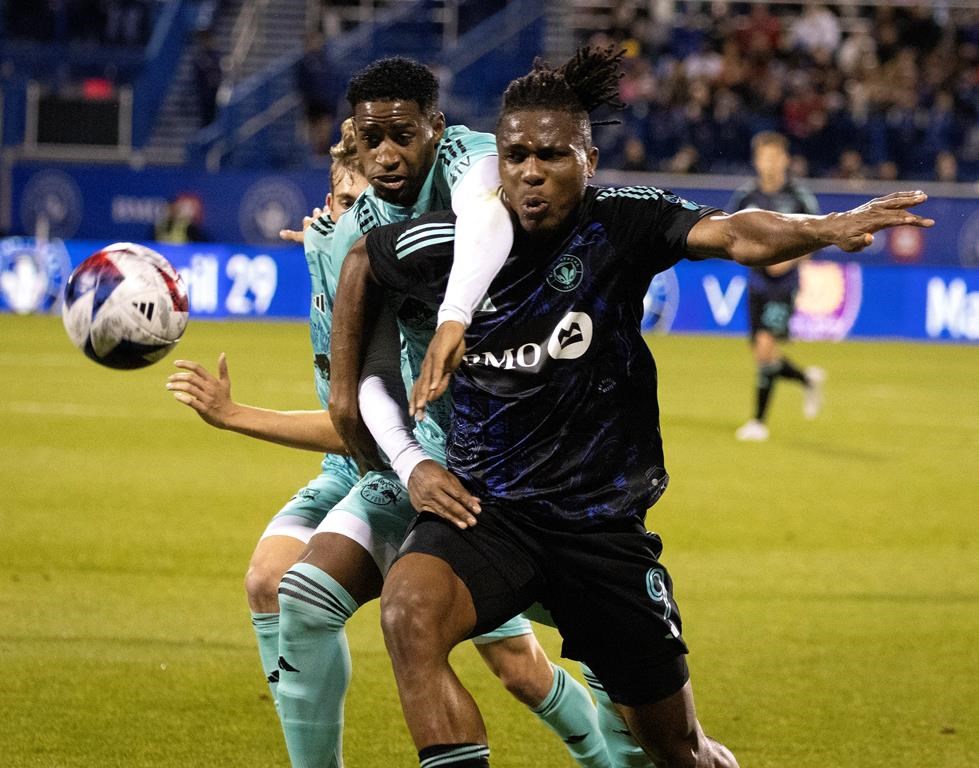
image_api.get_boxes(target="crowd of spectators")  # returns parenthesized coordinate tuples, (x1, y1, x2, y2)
(4, 0, 160, 47)
(586, 2, 979, 182)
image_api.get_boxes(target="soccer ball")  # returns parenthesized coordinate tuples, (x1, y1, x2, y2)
(61, 242, 189, 369)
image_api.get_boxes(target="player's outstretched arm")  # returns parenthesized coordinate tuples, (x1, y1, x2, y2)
(167, 354, 347, 454)
(278, 206, 324, 244)
(329, 237, 385, 472)
(687, 190, 935, 265)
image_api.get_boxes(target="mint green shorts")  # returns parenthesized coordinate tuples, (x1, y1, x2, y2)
(269, 461, 535, 643)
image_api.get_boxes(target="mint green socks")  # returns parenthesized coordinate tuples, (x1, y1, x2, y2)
(250, 611, 281, 707)
(581, 665, 653, 767)
(533, 664, 610, 768)
(276, 563, 359, 768)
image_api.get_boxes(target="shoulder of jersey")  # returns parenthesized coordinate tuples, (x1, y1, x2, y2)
(594, 185, 670, 201)
(304, 212, 335, 249)
(308, 213, 335, 238)
(438, 124, 496, 154)
(393, 217, 457, 260)
(346, 190, 388, 235)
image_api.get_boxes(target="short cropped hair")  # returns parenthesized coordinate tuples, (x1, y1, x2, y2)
(346, 57, 440, 114)
(751, 131, 789, 154)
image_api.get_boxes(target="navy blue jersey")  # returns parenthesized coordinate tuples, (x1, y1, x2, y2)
(728, 180, 819, 294)
(366, 185, 716, 528)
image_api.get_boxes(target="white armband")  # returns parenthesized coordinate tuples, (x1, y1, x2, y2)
(359, 374, 428, 487)
(441, 155, 513, 328)
(358, 303, 428, 486)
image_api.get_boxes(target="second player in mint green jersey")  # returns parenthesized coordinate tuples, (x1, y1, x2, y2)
(323, 122, 498, 458)
(271, 58, 614, 768)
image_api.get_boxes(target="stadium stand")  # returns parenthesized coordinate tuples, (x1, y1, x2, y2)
(0, 2, 975, 185)
(571, 2, 979, 181)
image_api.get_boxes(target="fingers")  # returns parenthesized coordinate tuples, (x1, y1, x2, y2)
(409, 361, 436, 420)
(875, 191, 927, 209)
(873, 190, 922, 203)
(430, 371, 452, 401)
(218, 352, 229, 381)
(419, 485, 481, 529)
(278, 228, 304, 243)
(171, 391, 196, 407)
(905, 215, 935, 228)
(409, 462, 481, 528)
(167, 359, 220, 408)
(279, 209, 325, 242)
(410, 322, 466, 418)
(165, 374, 208, 402)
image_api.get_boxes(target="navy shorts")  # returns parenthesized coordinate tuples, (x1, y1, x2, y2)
(749, 288, 796, 341)
(398, 505, 690, 706)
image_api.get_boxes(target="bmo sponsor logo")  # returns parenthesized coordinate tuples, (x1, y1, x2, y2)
(548, 311, 593, 359)
(111, 196, 168, 224)
(463, 311, 594, 370)
(926, 277, 979, 340)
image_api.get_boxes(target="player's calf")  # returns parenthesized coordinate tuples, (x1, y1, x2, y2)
(619, 682, 738, 768)
(381, 553, 488, 752)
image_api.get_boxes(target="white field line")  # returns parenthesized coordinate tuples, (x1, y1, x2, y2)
(4, 400, 176, 420)
(0, 353, 78, 367)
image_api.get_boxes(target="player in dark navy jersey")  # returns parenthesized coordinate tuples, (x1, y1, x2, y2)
(729, 131, 826, 441)
(363, 184, 711, 527)
(329, 48, 934, 768)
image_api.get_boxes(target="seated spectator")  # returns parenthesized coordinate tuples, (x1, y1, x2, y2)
(833, 148, 867, 181)
(663, 143, 701, 174)
(935, 150, 958, 182)
(621, 135, 649, 171)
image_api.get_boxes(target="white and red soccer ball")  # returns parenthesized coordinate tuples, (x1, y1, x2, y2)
(61, 242, 189, 369)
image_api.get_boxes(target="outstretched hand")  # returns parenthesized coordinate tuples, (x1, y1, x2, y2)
(410, 320, 466, 420)
(167, 353, 236, 428)
(831, 191, 934, 252)
(279, 207, 324, 244)
(407, 459, 481, 529)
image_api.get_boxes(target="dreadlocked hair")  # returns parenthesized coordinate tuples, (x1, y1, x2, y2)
(346, 57, 439, 114)
(499, 45, 625, 130)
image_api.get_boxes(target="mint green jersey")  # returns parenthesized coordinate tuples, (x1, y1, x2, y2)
(325, 125, 497, 461)
(301, 213, 361, 484)
(304, 213, 338, 410)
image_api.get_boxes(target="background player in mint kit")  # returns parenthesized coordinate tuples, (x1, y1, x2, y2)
(729, 130, 826, 442)
(172, 57, 617, 768)
(330, 47, 935, 767)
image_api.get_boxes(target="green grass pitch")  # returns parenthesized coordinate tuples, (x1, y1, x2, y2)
(1, 313, 976, 767)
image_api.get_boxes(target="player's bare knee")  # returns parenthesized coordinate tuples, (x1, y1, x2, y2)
(380, 584, 445, 663)
(482, 640, 551, 705)
(496, 661, 550, 706)
(244, 561, 283, 612)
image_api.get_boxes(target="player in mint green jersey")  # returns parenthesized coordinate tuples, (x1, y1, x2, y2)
(170, 61, 613, 768)
(273, 57, 611, 768)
